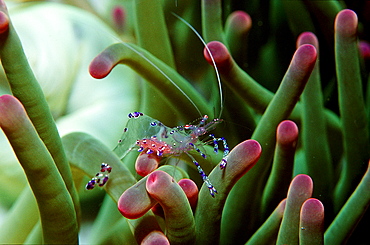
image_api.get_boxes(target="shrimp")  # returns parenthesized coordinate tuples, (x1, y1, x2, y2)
(128, 112, 228, 196)
(86, 14, 229, 197)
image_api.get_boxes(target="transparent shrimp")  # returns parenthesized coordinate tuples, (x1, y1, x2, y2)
(105, 112, 229, 197)
(86, 14, 229, 197)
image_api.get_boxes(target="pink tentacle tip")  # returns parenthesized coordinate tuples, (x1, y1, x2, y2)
(0, 94, 16, 116)
(0, 95, 26, 130)
(359, 41, 370, 60)
(135, 153, 160, 177)
(295, 44, 317, 68)
(296, 32, 318, 49)
(290, 44, 317, 79)
(117, 194, 137, 219)
(223, 140, 261, 180)
(276, 120, 299, 147)
(118, 184, 154, 219)
(300, 198, 325, 235)
(203, 41, 232, 71)
(89, 56, 113, 79)
(277, 199, 287, 217)
(228, 10, 252, 33)
(146, 171, 172, 194)
(301, 198, 325, 223)
(229, 139, 261, 167)
(0, 94, 14, 105)
(178, 179, 199, 209)
(289, 174, 313, 197)
(0, 11, 8, 34)
(112, 5, 125, 30)
(335, 9, 358, 38)
(141, 231, 169, 245)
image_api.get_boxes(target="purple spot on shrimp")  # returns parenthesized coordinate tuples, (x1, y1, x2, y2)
(220, 159, 227, 169)
(209, 187, 218, 197)
(85, 180, 96, 190)
(128, 112, 143, 118)
(101, 163, 112, 173)
(99, 176, 109, 187)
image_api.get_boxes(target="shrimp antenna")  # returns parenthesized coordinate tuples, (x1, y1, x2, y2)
(171, 12, 224, 118)
(120, 42, 203, 117)
(99, 13, 222, 118)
